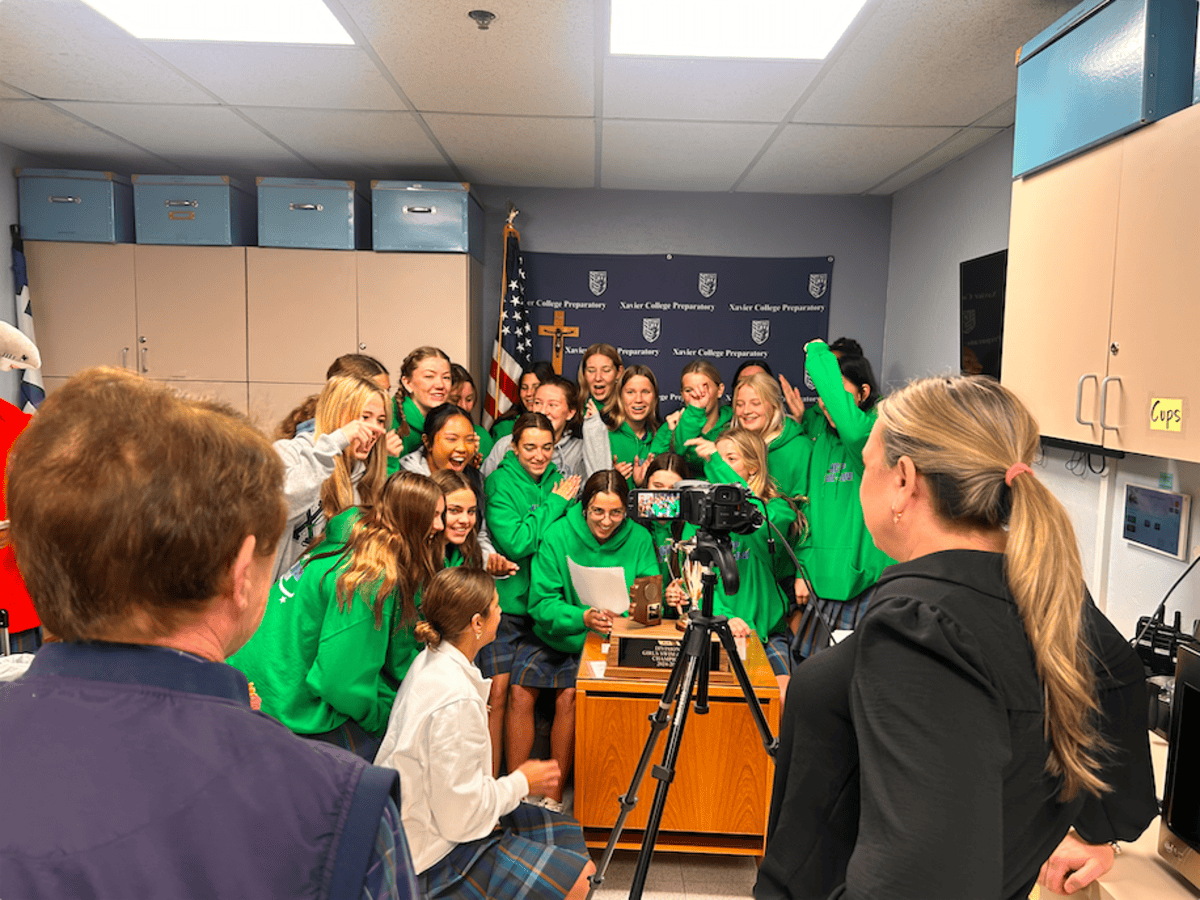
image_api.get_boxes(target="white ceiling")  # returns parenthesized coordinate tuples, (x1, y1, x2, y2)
(0, 0, 1078, 195)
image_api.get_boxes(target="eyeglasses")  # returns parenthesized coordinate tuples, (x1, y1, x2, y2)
(587, 507, 625, 522)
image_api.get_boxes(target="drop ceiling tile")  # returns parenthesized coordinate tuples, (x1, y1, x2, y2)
(739, 123, 959, 194)
(602, 120, 776, 192)
(0, 0, 214, 104)
(144, 42, 404, 110)
(240, 107, 449, 174)
(867, 126, 1005, 194)
(604, 57, 822, 122)
(791, 0, 1078, 126)
(0, 99, 159, 165)
(424, 114, 594, 188)
(974, 98, 1016, 128)
(342, 0, 595, 116)
(0, 81, 32, 100)
(53, 102, 297, 170)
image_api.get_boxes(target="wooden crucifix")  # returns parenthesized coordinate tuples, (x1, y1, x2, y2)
(537, 311, 579, 375)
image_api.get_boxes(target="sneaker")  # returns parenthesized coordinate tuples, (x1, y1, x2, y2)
(539, 796, 566, 814)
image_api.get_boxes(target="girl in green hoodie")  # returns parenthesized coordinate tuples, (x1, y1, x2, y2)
(729, 372, 810, 500)
(390, 346, 452, 467)
(229, 470, 446, 761)
(793, 340, 895, 659)
(509, 470, 658, 807)
(581, 364, 661, 486)
(651, 359, 733, 473)
(479, 413, 580, 775)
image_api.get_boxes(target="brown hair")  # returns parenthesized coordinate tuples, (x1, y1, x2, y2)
(414, 568, 496, 648)
(511, 411, 555, 445)
(732, 372, 787, 446)
(431, 468, 484, 569)
(274, 354, 390, 440)
(395, 346, 451, 437)
(332, 470, 444, 628)
(581, 469, 630, 511)
(606, 364, 661, 435)
(680, 359, 723, 394)
(875, 375, 1104, 802)
(7, 368, 286, 641)
(577, 343, 623, 413)
(314, 374, 390, 522)
(535, 375, 582, 438)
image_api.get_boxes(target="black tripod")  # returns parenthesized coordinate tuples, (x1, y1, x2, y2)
(585, 530, 778, 900)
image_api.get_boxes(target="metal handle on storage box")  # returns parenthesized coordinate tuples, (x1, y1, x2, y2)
(289, 203, 323, 212)
(48, 195, 81, 204)
(165, 199, 198, 208)
(140, 340, 148, 374)
(121, 347, 129, 370)
(1075, 374, 1098, 427)
(1099, 375, 1121, 433)
(403, 205, 435, 215)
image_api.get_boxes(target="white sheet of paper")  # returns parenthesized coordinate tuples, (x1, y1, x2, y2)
(567, 557, 630, 615)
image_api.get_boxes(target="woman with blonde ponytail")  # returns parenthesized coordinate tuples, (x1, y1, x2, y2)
(756, 375, 1155, 900)
(375, 568, 596, 900)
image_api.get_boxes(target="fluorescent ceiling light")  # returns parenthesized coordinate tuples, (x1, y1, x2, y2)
(82, 0, 354, 44)
(610, 0, 867, 60)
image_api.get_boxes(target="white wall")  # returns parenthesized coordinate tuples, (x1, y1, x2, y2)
(883, 128, 1200, 639)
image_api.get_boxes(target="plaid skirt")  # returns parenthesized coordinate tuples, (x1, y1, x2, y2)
(303, 718, 383, 763)
(762, 632, 791, 677)
(476, 614, 533, 679)
(419, 802, 591, 900)
(511, 638, 580, 690)
(791, 589, 874, 663)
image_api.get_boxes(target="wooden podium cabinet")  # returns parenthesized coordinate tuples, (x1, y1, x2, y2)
(573, 633, 780, 856)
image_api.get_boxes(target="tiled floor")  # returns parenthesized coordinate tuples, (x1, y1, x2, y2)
(589, 849, 758, 900)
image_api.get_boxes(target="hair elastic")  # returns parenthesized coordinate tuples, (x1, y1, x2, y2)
(1005, 462, 1033, 486)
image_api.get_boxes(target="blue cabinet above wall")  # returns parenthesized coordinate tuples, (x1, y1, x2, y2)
(1013, 0, 1198, 178)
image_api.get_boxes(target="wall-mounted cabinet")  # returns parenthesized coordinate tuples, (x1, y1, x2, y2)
(26, 242, 482, 434)
(1003, 102, 1200, 462)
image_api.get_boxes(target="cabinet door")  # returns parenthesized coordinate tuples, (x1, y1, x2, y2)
(1108, 103, 1200, 463)
(246, 248, 357, 383)
(356, 253, 475, 371)
(133, 246, 247, 381)
(1002, 140, 1124, 444)
(23, 241, 137, 377)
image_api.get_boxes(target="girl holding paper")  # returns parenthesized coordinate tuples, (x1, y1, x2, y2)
(509, 470, 658, 809)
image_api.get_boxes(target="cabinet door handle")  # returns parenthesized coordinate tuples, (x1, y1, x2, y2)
(122, 347, 129, 370)
(141, 346, 149, 374)
(1099, 376, 1121, 433)
(1075, 374, 1098, 426)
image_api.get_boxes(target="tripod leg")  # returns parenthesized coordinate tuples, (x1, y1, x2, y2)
(628, 647, 703, 900)
(585, 623, 700, 900)
(712, 622, 779, 756)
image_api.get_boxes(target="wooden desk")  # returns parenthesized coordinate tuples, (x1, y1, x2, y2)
(573, 631, 779, 856)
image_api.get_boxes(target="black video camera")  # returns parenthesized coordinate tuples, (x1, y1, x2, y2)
(627, 480, 763, 534)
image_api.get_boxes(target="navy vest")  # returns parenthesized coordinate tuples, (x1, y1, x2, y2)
(0, 642, 401, 900)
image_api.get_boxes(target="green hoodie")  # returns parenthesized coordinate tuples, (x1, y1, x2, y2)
(609, 420, 657, 485)
(765, 416, 811, 500)
(484, 452, 572, 615)
(228, 537, 414, 737)
(701, 454, 796, 639)
(799, 342, 894, 601)
(650, 403, 733, 473)
(527, 511, 659, 653)
(389, 395, 426, 474)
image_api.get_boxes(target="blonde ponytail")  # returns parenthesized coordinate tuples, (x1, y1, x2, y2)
(876, 375, 1106, 802)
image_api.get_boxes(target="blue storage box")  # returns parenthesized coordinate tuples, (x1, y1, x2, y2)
(257, 177, 369, 250)
(132, 174, 256, 245)
(372, 181, 483, 261)
(16, 168, 134, 243)
(1013, 0, 1198, 178)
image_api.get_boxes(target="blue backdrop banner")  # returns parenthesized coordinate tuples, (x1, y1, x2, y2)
(523, 251, 833, 411)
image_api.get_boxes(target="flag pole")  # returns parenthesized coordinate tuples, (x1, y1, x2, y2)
(485, 206, 519, 428)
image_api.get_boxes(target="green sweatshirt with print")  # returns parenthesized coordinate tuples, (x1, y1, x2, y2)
(650, 403, 733, 473)
(484, 452, 572, 616)
(765, 416, 811, 501)
(527, 511, 659, 654)
(799, 341, 894, 602)
(228, 537, 413, 737)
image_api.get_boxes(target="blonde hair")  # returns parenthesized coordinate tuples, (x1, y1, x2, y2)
(680, 359, 723, 394)
(732, 373, 786, 446)
(875, 375, 1104, 802)
(577, 343, 623, 414)
(334, 471, 444, 628)
(314, 375, 390, 523)
(607, 364, 660, 434)
(715, 428, 775, 499)
(414, 568, 495, 649)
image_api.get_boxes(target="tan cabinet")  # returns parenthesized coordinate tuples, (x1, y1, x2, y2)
(1003, 102, 1200, 463)
(24, 241, 137, 376)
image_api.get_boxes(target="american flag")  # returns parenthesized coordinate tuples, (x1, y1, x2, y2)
(484, 222, 532, 426)
(10, 226, 44, 412)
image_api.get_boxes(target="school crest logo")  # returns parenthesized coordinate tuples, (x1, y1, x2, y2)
(698, 273, 718, 298)
(962, 309, 976, 334)
(751, 319, 770, 345)
(804, 371, 815, 391)
(809, 273, 828, 299)
(589, 270, 607, 296)
(642, 317, 661, 343)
